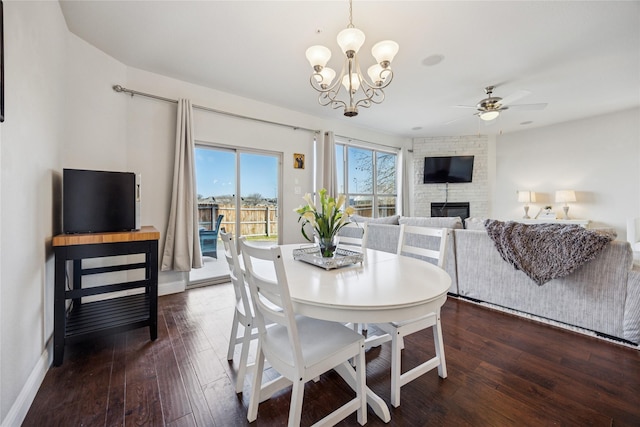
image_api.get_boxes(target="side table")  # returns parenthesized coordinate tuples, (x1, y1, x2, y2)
(52, 226, 160, 366)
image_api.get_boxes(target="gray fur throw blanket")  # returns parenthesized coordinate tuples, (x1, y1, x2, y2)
(484, 219, 613, 286)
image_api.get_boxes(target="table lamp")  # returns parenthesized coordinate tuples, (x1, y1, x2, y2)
(517, 190, 536, 219)
(555, 190, 576, 219)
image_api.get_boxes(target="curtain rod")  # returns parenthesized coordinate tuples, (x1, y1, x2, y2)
(334, 133, 401, 152)
(112, 85, 320, 134)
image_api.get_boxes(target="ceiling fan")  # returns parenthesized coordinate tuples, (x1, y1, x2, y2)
(455, 86, 548, 122)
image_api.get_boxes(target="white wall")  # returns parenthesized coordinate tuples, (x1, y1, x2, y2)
(494, 107, 640, 239)
(0, 2, 67, 424)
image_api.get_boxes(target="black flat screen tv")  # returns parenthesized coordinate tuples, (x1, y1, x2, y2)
(63, 168, 137, 233)
(423, 155, 474, 184)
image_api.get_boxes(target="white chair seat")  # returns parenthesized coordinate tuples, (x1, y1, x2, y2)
(264, 315, 364, 368)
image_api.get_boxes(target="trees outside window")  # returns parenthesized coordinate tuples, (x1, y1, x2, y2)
(336, 141, 398, 218)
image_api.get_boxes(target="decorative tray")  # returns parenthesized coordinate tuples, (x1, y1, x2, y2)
(292, 246, 364, 270)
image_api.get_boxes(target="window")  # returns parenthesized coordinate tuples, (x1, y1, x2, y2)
(336, 140, 398, 218)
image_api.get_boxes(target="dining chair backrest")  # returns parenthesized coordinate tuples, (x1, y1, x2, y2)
(240, 239, 304, 374)
(337, 222, 368, 252)
(397, 224, 448, 268)
(220, 231, 253, 317)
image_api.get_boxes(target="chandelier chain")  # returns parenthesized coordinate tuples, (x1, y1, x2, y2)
(347, 0, 354, 28)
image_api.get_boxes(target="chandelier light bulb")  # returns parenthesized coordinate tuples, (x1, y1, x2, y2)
(371, 40, 399, 66)
(337, 27, 366, 55)
(305, 45, 331, 71)
(314, 67, 336, 88)
(342, 73, 361, 92)
(367, 64, 385, 86)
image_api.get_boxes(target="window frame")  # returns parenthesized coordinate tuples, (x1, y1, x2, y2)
(335, 138, 399, 218)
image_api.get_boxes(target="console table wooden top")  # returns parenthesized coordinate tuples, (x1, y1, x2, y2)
(53, 225, 160, 247)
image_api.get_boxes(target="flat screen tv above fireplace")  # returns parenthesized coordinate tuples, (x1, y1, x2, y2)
(423, 155, 474, 184)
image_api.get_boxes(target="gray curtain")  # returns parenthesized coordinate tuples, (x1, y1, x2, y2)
(320, 131, 337, 195)
(161, 99, 203, 271)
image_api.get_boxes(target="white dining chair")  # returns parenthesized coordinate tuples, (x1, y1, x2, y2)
(240, 238, 367, 426)
(337, 222, 367, 252)
(220, 230, 258, 393)
(377, 224, 449, 407)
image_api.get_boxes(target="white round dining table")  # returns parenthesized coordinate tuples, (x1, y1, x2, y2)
(278, 244, 452, 324)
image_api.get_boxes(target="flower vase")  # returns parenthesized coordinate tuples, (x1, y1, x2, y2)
(316, 235, 338, 258)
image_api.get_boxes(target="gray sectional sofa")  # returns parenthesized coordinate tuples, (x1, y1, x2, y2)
(349, 215, 640, 345)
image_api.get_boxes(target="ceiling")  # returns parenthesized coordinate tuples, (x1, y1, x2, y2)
(59, 1, 640, 138)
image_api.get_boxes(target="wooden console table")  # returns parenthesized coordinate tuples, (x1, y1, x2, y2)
(52, 226, 160, 366)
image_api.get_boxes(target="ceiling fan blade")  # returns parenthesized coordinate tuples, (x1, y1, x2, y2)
(444, 116, 469, 125)
(507, 102, 548, 110)
(499, 89, 531, 106)
(454, 105, 477, 109)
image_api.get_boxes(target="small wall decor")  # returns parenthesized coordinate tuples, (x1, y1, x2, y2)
(294, 153, 305, 169)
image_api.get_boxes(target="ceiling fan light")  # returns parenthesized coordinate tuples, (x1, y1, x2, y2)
(337, 27, 365, 55)
(480, 110, 500, 121)
(305, 45, 331, 70)
(371, 40, 399, 66)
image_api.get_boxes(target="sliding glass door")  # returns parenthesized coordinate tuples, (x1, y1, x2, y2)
(189, 145, 281, 286)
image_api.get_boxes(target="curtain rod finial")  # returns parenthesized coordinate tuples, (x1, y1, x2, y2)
(113, 84, 123, 92)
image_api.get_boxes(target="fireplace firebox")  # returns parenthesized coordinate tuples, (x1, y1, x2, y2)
(431, 202, 470, 219)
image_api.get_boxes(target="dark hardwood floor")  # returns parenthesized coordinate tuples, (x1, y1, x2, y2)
(24, 284, 640, 426)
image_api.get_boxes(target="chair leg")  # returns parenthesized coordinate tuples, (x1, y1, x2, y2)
(227, 311, 239, 361)
(288, 379, 305, 427)
(235, 323, 253, 393)
(434, 313, 447, 378)
(247, 343, 265, 423)
(390, 330, 403, 408)
(356, 344, 367, 425)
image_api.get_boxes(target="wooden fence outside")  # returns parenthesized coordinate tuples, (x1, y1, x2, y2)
(198, 204, 278, 237)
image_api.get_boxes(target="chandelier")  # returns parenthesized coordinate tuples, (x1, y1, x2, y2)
(305, 0, 399, 117)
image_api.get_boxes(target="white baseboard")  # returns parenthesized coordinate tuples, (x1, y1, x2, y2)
(1, 343, 52, 427)
(159, 279, 185, 296)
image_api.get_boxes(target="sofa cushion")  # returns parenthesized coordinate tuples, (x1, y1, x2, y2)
(399, 216, 463, 229)
(351, 214, 400, 225)
(464, 217, 487, 230)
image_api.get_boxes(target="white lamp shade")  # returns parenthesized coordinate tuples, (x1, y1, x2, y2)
(305, 45, 331, 68)
(555, 190, 576, 203)
(367, 64, 385, 85)
(313, 67, 336, 87)
(342, 73, 361, 92)
(371, 40, 399, 64)
(518, 191, 536, 203)
(480, 110, 500, 121)
(337, 27, 366, 54)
